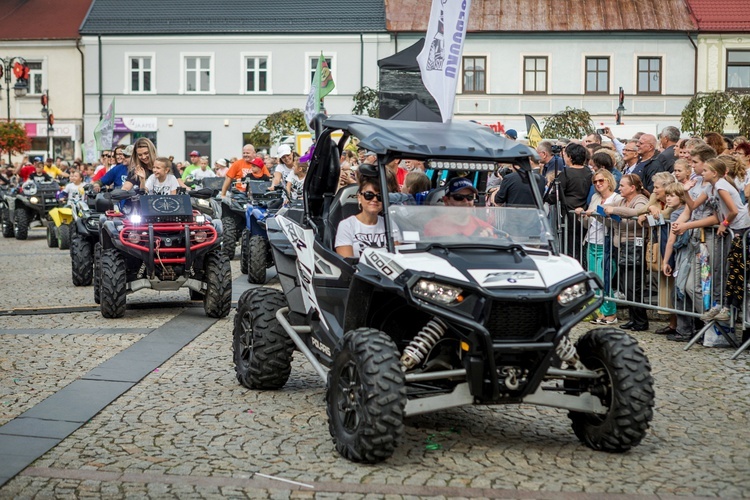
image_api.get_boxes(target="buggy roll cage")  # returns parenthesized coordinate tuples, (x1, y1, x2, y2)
(304, 113, 548, 254)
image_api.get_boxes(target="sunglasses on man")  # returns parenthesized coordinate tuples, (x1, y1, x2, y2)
(449, 193, 475, 202)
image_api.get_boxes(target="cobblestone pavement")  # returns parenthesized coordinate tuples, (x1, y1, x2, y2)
(1, 228, 749, 498)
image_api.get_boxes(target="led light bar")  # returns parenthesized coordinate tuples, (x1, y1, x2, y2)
(428, 160, 497, 171)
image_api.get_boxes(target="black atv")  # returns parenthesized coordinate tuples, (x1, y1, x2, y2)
(96, 190, 231, 318)
(0, 185, 13, 238)
(4, 180, 60, 240)
(219, 179, 252, 260)
(70, 186, 112, 289)
(232, 115, 654, 463)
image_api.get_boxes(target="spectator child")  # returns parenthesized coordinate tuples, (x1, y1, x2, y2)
(63, 170, 86, 200)
(285, 160, 307, 201)
(193, 157, 217, 181)
(145, 157, 179, 195)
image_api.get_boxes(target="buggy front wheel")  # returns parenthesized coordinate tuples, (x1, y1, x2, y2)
(326, 328, 406, 463)
(567, 328, 655, 452)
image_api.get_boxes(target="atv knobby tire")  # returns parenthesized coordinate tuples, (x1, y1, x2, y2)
(221, 216, 238, 260)
(203, 251, 231, 318)
(46, 222, 58, 247)
(14, 208, 29, 240)
(232, 287, 294, 389)
(246, 235, 268, 284)
(70, 236, 94, 286)
(326, 328, 406, 463)
(240, 229, 249, 274)
(568, 328, 654, 452)
(100, 248, 127, 318)
(93, 243, 102, 304)
(58, 223, 71, 250)
(1, 207, 13, 238)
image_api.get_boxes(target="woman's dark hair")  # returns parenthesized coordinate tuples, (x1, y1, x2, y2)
(384, 169, 399, 193)
(358, 174, 380, 193)
(565, 143, 589, 166)
(591, 151, 614, 171)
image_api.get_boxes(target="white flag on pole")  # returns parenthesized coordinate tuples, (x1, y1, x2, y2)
(416, 0, 472, 123)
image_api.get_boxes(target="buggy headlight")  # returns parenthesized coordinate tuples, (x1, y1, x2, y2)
(558, 282, 587, 305)
(413, 279, 463, 305)
(29, 196, 39, 204)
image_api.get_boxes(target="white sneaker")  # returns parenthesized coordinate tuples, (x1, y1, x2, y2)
(700, 306, 722, 321)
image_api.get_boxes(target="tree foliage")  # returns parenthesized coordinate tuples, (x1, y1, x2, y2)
(541, 107, 594, 140)
(352, 86, 379, 117)
(0, 121, 30, 159)
(246, 109, 308, 149)
(680, 91, 750, 137)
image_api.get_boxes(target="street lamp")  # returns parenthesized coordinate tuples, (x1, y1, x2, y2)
(0, 56, 30, 164)
(41, 91, 54, 159)
(616, 86, 626, 125)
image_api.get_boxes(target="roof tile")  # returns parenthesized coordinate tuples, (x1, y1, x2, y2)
(686, 0, 750, 31)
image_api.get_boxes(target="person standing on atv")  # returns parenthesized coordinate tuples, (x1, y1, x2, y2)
(220, 144, 270, 198)
(335, 176, 387, 258)
(270, 144, 294, 191)
(28, 162, 53, 183)
(285, 160, 307, 201)
(145, 157, 180, 195)
(423, 177, 496, 238)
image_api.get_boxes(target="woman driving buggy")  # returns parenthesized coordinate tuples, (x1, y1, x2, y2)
(335, 175, 387, 258)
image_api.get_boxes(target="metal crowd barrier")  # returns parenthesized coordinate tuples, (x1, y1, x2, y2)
(557, 210, 748, 358)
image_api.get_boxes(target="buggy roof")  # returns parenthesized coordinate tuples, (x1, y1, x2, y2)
(323, 115, 538, 162)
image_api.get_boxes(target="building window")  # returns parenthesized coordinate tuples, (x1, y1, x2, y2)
(185, 131, 210, 161)
(727, 50, 750, 92)
(129, 56, 152, 93)
(185, 56, 212, 93)
(637, 57, 661, 94)
(462, 56, 486, 93)
(245, 56, 268, 93)
(310, 56, 333, 84)
(585, 57, 609, 94)
(523, 56, 547, 94)
(27, 61, 43, 95)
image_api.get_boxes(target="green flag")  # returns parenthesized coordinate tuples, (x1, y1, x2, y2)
(304, 53, 336, 128)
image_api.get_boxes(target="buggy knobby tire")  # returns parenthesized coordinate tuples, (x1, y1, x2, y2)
(100, 248, 127, 318)
(70, 236, 94, 286)
(246, 235, 268, 284)
(93, 243, 102, 304)
(203, 251, 231, 318)
(232, 287, 294, 389)
(1, 206, 13, 238)
(14, 208, 29, 240)
(326, 328, 406, 463)
(568, 328, 654, 452)
(240, 229, 249, 274)
(57, 223, 71, 250)
(221, 216, 238, 260)
(46, 222, 58, 247)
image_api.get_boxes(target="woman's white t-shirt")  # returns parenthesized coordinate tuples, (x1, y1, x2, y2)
(335, 215, 386, 258)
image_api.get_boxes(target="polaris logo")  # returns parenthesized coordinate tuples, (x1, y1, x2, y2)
(484, 271, 536, 284)
(311, 337, 331, 356)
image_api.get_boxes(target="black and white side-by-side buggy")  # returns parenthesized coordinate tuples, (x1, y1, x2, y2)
(232, 115, 654, 463)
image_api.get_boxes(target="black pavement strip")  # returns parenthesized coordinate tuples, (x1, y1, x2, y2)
(0, 308, 220, 487)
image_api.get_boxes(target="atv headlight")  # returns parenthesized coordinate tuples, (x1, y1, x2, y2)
(129, 214, 142, 224)
(413, 279, 463, 305)
(29, 196, 39, 204)
(558, 282, 587, 306)
(195, 214, 206, 225)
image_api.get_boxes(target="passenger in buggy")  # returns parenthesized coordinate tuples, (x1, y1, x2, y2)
(334, 176, 386, 259)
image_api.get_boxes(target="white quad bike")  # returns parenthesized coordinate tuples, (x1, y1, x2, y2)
(232, 115, 654, 463)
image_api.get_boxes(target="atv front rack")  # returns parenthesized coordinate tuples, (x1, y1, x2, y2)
(118, 220, 218, 270)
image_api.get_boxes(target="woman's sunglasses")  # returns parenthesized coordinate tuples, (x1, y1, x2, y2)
(359, 191, 382, 202)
